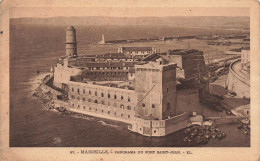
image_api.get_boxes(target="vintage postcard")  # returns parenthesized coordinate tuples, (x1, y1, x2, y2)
(0, 0, 259, 160)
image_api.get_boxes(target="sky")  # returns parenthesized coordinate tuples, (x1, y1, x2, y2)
(9, 7, 250, 18)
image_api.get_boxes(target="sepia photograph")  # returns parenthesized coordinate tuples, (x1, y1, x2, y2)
(9, 7, 251, 147)
(1, 0, 260, 160)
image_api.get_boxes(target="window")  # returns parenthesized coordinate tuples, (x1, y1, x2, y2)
(114, 94, 117, 99)
(121, 114, 123, 117)
(108, 94, 110, 98)
(128, 97, 131, 102)
(89, 90, 91, 95)
(95, 109, 97, 111)
(83, 106, 86, 109)
(77, 105, 80, 109)
(89, 107, 91, 110)
(95, 91, 97, 96)
(154, 130, 156, 133)
(102, 110, 104, 113)
(152, 104, 155, 108)
(77, 97, 80, 100)
(72, 87, 74, 92)
(114, 112, 117, 115)
(83, 98, 86, 101)
(121, 96, 124, 100)
(108, 111, 110, 114)
(77, 89, 80, 94)
(142, 103, 145, 107)
(101, 92, 104, 97)
(83, 89, 85, 94)
(167, 88, 168, 93)
(120, 104, 124, 109)
(127, 106, 131, 110)
(167, 102, 171, 109)
(128, 115, 130, 118)
(88, 99, 90, 102)
(94, 100, 98, 103)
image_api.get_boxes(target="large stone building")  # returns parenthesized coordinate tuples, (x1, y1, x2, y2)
(53, 26, 204, 136)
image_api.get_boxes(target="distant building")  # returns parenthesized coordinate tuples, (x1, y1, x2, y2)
(226, 47, 250, 98)
(118, 47, 157, 56)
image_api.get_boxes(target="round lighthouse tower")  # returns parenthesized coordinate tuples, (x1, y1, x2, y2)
(66, 26, 77, 58)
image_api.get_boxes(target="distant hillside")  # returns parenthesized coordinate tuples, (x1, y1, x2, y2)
(10, 16, 249, 30)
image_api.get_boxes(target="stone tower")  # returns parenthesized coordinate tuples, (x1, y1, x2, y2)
(134, 59, 177, 120)
(66, 26, 77, 58)
(101, 35, 105, 44)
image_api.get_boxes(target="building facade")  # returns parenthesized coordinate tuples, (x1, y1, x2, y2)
(118, 47, 157, 56)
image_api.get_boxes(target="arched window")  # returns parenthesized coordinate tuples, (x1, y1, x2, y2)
(83, 106, 86, 109)
(94, 100, 98, 103)
(121, 96, 124, 100)
(95, 91, 97, 96)
(127, 106, 131, 110)
(120, 104, 124, 109)
(108, 94, 110, 98)
(114, 94, 117, 99)
(77, 105, 80, 109)
(101, 92, 104, 97)
(77, 89, 80, 94)
(82, 98, 85, 101)
(128, 97, 131, 102)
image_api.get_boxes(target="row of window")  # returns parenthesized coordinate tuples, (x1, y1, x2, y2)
(72, 104, 131, 118)
(71, 88, 131, 102)
(70, 97, 133, 110)
(88, 67, 131, 70)
(85, 72, 129, 75)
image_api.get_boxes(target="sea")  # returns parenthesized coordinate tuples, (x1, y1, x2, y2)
(10, 24, 250, 147)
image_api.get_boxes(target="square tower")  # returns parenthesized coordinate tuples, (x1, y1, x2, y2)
(134, 59, 177, 120)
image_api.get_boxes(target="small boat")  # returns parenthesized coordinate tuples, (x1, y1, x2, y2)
(237, 123, 243, 129)
(243, 124, 248, 129)
(185, 128, 191, 134)
(222, 132, 226, 138)
(243, 129, 249, 135)
(217, 132, 223, 139)
(57, 106, 66, 112)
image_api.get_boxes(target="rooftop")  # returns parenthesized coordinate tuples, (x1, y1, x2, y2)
(121, 47, 153, 52)
(167, 49, 200, 55)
